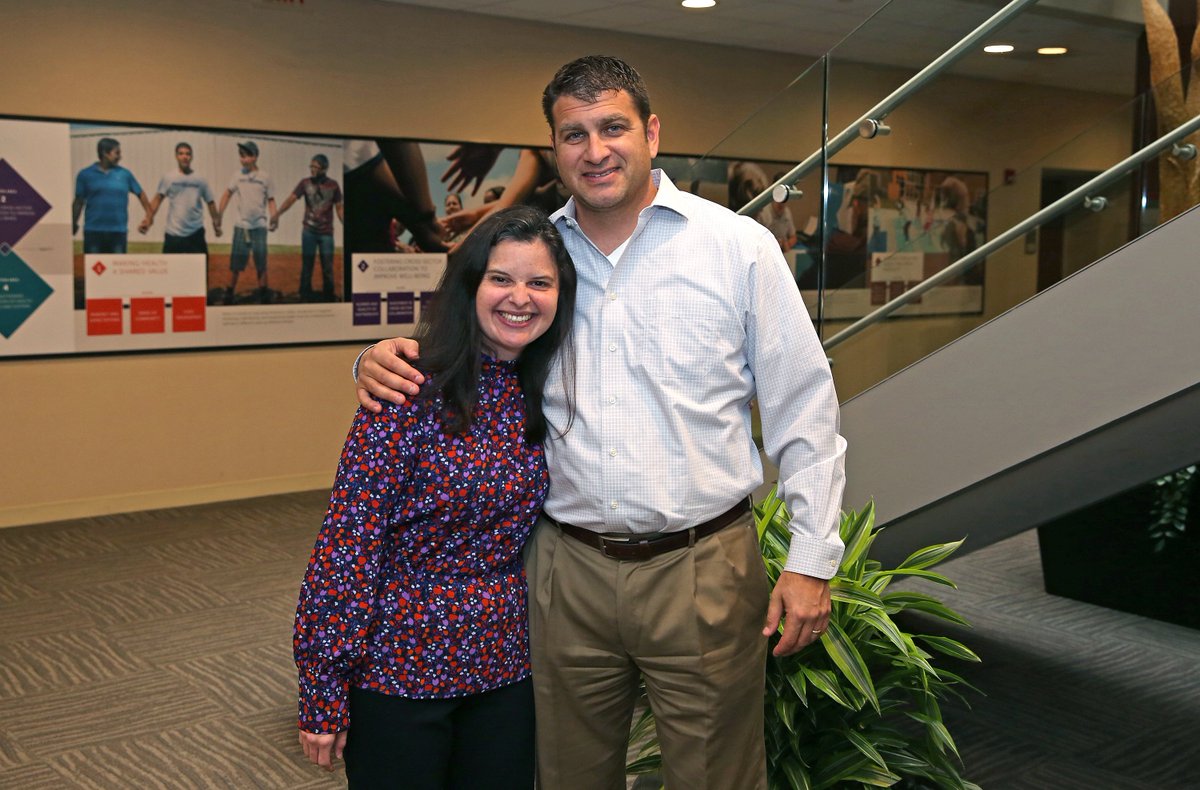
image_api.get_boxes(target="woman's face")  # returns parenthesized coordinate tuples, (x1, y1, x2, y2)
(444, 193, 463, 214)
(475, 239, 560, 361)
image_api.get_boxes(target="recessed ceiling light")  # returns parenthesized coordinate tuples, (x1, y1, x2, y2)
(681, 0, 717, 8)
(984, 44, 1015, 54)
(1037, 46, 1068, 56)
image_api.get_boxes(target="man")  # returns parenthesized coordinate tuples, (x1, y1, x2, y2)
(217, 140, 277, 304)
(276, 154, 344, 301)
(72, 137, 153, 254)
(356, 56, 846, 789)
(139, 142, 223, 253)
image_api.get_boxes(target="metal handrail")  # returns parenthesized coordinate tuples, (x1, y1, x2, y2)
(737, 0, 1040, 219)
(821, 113, 1200, 349)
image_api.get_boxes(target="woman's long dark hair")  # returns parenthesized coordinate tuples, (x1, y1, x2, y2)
(413, 205, 576, 443)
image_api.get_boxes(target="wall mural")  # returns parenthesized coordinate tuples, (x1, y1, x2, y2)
(0, 116, 985, 358)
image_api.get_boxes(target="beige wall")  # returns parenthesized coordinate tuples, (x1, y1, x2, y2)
(0, 0, 1133, 526)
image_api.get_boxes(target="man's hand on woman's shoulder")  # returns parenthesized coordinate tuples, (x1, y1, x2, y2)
(356, 338, 425, 412)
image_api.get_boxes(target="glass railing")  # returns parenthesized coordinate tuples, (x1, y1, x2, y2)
(657, 57, 829, 313)
(821, 61, 1200, 397)
(697, 0, 1194, 401)
(821, 86, 1163, 398)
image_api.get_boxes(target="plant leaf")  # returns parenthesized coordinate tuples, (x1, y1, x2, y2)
(894, 634, 940, 677)
(801, 666, 856, 710)
(877, 746, 935, 774)
(845, 727, 889, 771)
(626, 704, 656, 744)
(755, 492, 785, 542)
(812, 751, 871, 790)
(914, 635, 982, 663)
(841, 765, 903, 786)
(624, 753, 663, 775)
(871, 568, 958, 588)
(859, 609, 908, 656)
(780, 756, 812, 790)
(830, 580, 886, 610)
(821, 621, 880, 713)
(775, 696, 797, 733)
(786, 668, 809, 707)
(898, 539, 964, 571)
(882, 591, 971, 626)
(839, 504, 877, 573)
(907, 712, 960, 759)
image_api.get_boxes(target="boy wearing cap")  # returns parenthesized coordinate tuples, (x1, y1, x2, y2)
(275, 154, 343, 301)
(217, 140, 277, 304)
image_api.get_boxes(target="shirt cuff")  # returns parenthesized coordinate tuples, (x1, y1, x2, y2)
(352, 344, 376, 384)
(784, 534, 843, 579)
(297, 665, 351, 733)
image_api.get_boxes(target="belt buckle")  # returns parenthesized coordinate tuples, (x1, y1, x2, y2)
(599, 534, 643, 559)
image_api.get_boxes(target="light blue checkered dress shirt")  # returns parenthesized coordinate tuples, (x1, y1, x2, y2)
(542, 171, 847, 578)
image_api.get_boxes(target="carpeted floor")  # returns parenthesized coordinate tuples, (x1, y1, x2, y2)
(0, 491, 1196, 788)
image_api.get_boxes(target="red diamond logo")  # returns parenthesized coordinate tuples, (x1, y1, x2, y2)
(92, 261, 107, 275)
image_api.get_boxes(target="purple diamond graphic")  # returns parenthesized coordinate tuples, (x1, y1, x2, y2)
(0, 159, 52, 248)
(357, 260, 370, 272)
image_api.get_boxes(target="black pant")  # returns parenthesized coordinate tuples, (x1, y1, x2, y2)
(344, 680, 534, 790)
(163, 228, 208, 255)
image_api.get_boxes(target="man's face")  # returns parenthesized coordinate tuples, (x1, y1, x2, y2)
(309, 160, 327, 178)
(176, 147, 193, 173)
(239, 152, 257, 170)
(549, 89, 659, 221)
(101, 146, 122, 168)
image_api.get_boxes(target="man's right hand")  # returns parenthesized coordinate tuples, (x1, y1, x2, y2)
(357, 337, 424, 412)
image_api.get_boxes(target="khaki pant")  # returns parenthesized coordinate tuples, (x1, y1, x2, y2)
(527, 513, 770, 790)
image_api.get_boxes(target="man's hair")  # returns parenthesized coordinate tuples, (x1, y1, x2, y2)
(175, 142, 192, 155)
(311, 153, 329, 169)
(541, 55, 651, 130)
(97, 138, 119, 159)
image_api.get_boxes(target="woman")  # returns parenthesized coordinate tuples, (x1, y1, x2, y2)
(294, 205, 576, 788)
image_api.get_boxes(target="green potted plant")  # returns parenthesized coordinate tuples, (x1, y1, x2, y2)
(627, 490, 981, 789)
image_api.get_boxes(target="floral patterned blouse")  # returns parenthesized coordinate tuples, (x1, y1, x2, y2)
(294, 356, 547, 733)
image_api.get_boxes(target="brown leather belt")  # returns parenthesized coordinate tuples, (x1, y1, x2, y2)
(547, 499, 751, 560)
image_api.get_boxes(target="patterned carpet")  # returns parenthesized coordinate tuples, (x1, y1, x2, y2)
(0, 491, 1196, 788)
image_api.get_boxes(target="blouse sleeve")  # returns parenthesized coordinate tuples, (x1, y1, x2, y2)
(293, 401, 425, 732)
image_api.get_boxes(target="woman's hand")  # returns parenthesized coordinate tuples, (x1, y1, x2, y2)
(299, 729, 348, 771)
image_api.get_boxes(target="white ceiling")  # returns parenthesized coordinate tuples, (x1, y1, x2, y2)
(380, 0, 1146, 95)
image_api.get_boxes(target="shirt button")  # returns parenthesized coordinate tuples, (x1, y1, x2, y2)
(609, 448, 617, 456)
(607, 292, 617, 301)
(608, 343, 617, 352)
(607, 396, 616, 405)
(610, 500, 619, 509)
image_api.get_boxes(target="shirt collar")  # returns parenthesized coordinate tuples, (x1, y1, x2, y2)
(550, 168, 693, 228)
